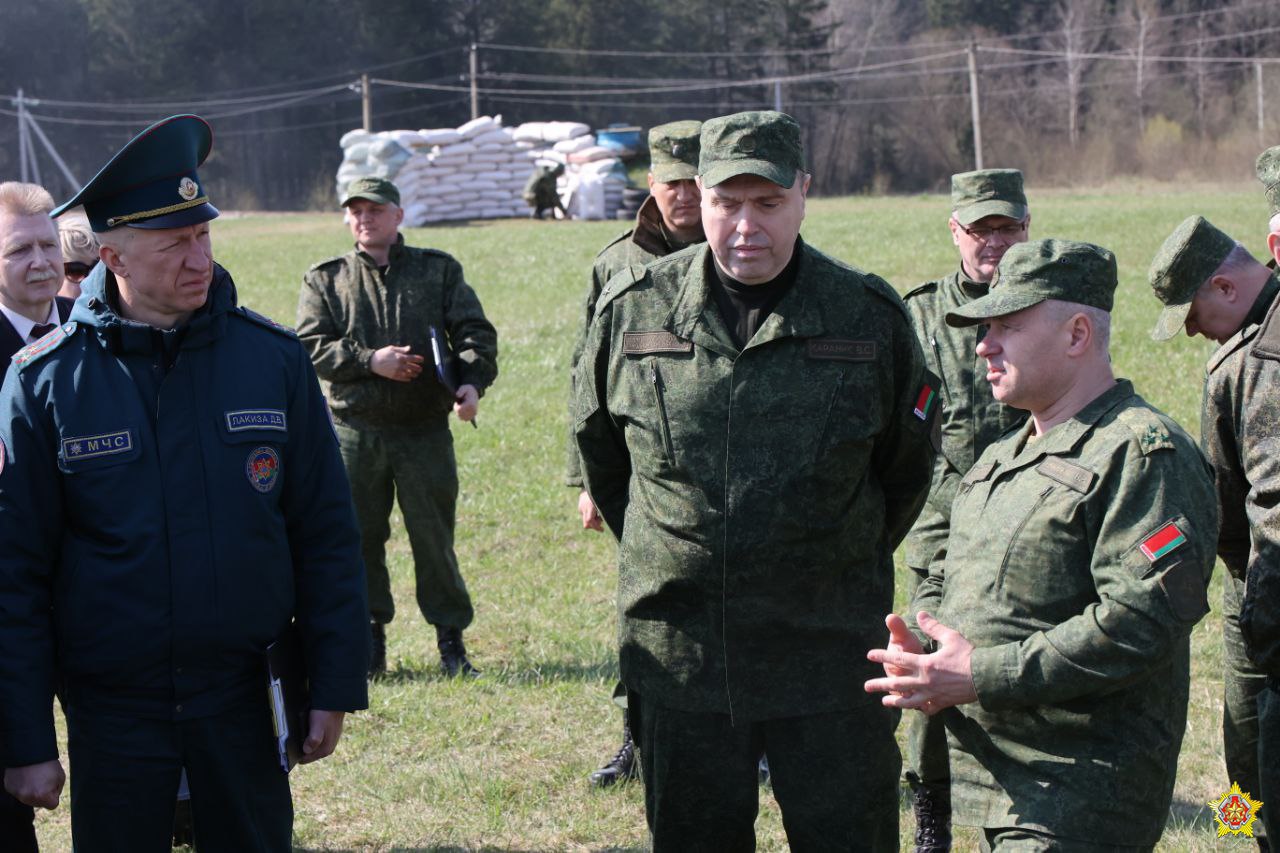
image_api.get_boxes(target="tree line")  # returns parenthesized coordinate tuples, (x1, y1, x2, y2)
(2, 0, 1276, 209)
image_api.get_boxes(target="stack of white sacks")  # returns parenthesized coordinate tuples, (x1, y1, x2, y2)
(335, 116, 631, 224)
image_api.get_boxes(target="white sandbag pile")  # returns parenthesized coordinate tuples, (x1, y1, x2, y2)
(335, 117, 633, 223)
(518, 123, 631, 221)
(336, 116, 536, 225)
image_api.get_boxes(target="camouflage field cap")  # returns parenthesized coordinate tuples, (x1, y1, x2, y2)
(946, 239, 1116, 327)
(1257, 146, 1280, 217)
(951, 169, 1027, 226)
(342, 176, 400, 207)
(649, 120, 702, 183)
(1147, 215, 1237, 341)
(699, 111, 805, 189)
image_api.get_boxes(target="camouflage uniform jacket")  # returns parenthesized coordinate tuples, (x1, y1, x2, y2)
(1200, 274, 1279, 585)
(1229, 277, 1280, 675)
(914, 380, 1217, 844)
(574, 240, 937, 720)
(523, 167, 560, 206)
(296, 235, 498, 430)
(903, 269, 1027, 571)
(565, 195, 704, 486)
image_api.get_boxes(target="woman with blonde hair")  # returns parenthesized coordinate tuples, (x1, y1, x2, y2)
(54, 208, 98, 299)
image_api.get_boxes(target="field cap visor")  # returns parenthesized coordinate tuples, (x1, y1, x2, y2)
(947, 238, 1117, 327)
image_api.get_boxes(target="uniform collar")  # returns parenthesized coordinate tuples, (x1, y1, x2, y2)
(354, 233, 406, 268)
(1243, 274, 1280, 331)
(1000, 379, 1134, 469)
(667, 239, 823, 357)
(633, 195, 703, 257)
(955, 265, 990, 300)
(73, 263, 234, 354)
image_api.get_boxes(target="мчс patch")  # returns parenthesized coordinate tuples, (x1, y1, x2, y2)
(62, 429, 134, 461)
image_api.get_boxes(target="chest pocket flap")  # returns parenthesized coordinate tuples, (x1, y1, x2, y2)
(1036, 456, 1096, 493)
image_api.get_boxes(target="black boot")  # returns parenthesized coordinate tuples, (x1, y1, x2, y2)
(436, 625, 479, 678)
(589, 724, 638, 788)
(172, 796, 194, 847)
(913, 784, 952, 853)
(368, 621, 386, 679)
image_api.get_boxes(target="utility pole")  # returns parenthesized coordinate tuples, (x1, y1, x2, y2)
(967, 41, 984, 171)
(361, 74, 372, 132)
(1258, 61, 1266, 150)
(16, 89, 28, 182)
(470, 43, 479, 120)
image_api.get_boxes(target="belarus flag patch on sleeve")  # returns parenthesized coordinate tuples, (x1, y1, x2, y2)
(913, 384, 937, 421)
(1139, 521, 1187, 561)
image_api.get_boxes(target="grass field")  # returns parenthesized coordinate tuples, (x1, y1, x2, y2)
(33, 183, 1275, 850)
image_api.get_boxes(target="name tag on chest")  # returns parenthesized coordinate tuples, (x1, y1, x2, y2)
(226, 409, 288, 432)
(62, 430, 134, 461)
(622, 331, 693, 354)
(807, 339, 876, 362)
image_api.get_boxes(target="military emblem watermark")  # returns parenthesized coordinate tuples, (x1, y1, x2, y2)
(245, 446, 281, 493)
(1208, 782, 1263, 837)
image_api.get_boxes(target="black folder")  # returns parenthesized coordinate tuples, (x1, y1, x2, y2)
(266, 624, 309, 773)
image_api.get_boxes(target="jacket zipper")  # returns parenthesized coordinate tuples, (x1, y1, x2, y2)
(995, 484, 1054, 595)
(650, 362, 676, 464)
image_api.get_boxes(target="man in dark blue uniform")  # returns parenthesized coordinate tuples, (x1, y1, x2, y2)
(0, 115, 369, 851)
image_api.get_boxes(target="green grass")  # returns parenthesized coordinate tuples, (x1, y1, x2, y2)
(34, 184, 1273, 850)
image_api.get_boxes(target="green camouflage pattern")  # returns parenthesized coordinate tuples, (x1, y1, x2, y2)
(296, 236, 498, 429)
(565, 194, 705, 487)
(1147, 215, 1238, 341)
(1232, 282, 1280, 677)
(947, 240, 1117, 327)
(902, 269, 1029, 793)
(950, 169, 1027, 226)
(1188, 276, 1279, 840)
(1256, 146, 1280, 217)
(904, 270, 1028, 573)
(574, 240, 936, 719)
(523, 165, 562, 207)
(913, 380, 1218, 845)
(699, 110, 804, 189)
(342, 176, 400, 207)
(648, 120, 701, 183)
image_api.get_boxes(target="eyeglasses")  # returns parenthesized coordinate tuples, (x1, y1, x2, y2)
(64, 260, 97, 280)
(958, 221, 1027, 242)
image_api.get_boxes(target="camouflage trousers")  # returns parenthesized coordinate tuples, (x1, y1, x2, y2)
(1224, 574, 1268, 845)
(1260, 679, 1280, 843)
(978, 827, 1151, 852)
(904, 566, 951, 791)
(335, 421, 474, 630)
(627, 690, 900, 852)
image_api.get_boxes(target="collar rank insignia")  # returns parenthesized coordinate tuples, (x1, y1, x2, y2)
(1139, 521, 1186, 561)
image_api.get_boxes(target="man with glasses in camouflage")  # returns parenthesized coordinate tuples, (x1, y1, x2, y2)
(899, 170, 1031, 852)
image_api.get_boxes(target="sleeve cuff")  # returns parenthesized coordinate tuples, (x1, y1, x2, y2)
(971, 643, 1021, 711)
(309, 676, 369, 713)
(3, 724, 58, 768)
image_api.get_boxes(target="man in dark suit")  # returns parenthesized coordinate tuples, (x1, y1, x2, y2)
(0, 181, 70, 852)
(0, 183, 72, 378)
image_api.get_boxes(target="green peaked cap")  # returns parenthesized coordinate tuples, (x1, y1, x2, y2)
(1147, 215, 1237, 341)
(649, 120, 701, 183)
(946, 239, 1116, 327)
